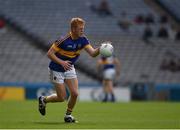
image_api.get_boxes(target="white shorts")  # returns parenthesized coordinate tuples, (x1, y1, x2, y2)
(49, 66, 77, 84)
(103, 68, 116, 80)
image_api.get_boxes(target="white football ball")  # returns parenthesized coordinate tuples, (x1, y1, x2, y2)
(100, 42, 114, 57)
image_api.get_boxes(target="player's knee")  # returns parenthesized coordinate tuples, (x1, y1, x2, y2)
(71, 91, 79, 98)
(57, 95, 66, 102)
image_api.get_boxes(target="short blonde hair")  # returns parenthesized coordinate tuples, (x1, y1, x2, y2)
(70, 17, 85, 29)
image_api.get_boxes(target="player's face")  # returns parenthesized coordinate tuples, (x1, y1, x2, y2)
(73, 24, 84, 37)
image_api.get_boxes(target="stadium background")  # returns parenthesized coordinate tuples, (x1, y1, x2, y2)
(0, 0, 180, 103)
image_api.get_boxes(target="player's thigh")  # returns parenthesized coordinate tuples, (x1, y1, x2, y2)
(54, 83, 66, 98)
(107, 80, 113, 91)
(103, 79, 113, 91)
(65, 78, 79, 96)
(49, 69, 66, 98)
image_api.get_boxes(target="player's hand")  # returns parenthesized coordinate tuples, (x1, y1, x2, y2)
(60, 60, 72, 71)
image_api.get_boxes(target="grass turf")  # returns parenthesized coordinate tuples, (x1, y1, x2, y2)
(0, 100, 180, 129)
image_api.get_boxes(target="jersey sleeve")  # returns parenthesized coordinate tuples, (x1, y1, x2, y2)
(51, 36, 65, 51)
(82, 37, 91, 49)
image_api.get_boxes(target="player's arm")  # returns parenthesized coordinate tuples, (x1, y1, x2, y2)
(47, 43, 72, 70)
(114, 58, 121, 76)
(96, 59, 102, 71)
(84, 44, 100, 57)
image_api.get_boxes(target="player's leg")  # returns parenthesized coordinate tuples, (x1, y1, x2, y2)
(45, 83, 67, 102)
(107, 80, 113, 93)
(65, 78, 79, 114)
(102, 68, 116, 102)
(38, 69, 66, 116)
(108, 69, 116, 102)
(63, 66, 78, 123)
(38, 83, 66, 116)
(102, 79, 109, 102)
(106, 80, 115, 102)
(46, 69, 67, 102)
(64, 78, 79, 123)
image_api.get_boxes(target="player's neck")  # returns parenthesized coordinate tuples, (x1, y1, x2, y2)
(70, 31, 79, 40)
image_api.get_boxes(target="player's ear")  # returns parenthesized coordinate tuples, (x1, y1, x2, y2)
(71, 26, 77, 32)
(71, 27, 74, 32)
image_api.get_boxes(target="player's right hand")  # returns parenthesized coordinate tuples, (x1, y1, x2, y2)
(60, 60, 72, 71)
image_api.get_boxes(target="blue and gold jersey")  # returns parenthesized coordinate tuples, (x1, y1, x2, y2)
(49, 33, 90, 72)
(100, 56, 115, 70)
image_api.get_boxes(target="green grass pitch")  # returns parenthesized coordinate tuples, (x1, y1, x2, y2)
(0, 100, 180, 129)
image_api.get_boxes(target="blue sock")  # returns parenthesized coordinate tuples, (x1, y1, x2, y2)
(111, 93, 115, 102)
(102, 93, 108, 102)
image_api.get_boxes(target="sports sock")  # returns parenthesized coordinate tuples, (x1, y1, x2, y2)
(66, 108, 72, 115)
(102, 93, 108, 102)
(111, 93, 115, 102)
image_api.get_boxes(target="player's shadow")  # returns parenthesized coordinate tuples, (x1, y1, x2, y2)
(33, 121, 65, 125)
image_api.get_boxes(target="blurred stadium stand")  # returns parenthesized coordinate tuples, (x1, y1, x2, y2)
(156, 0, 180, 22)
(0, 0, 180, 86)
